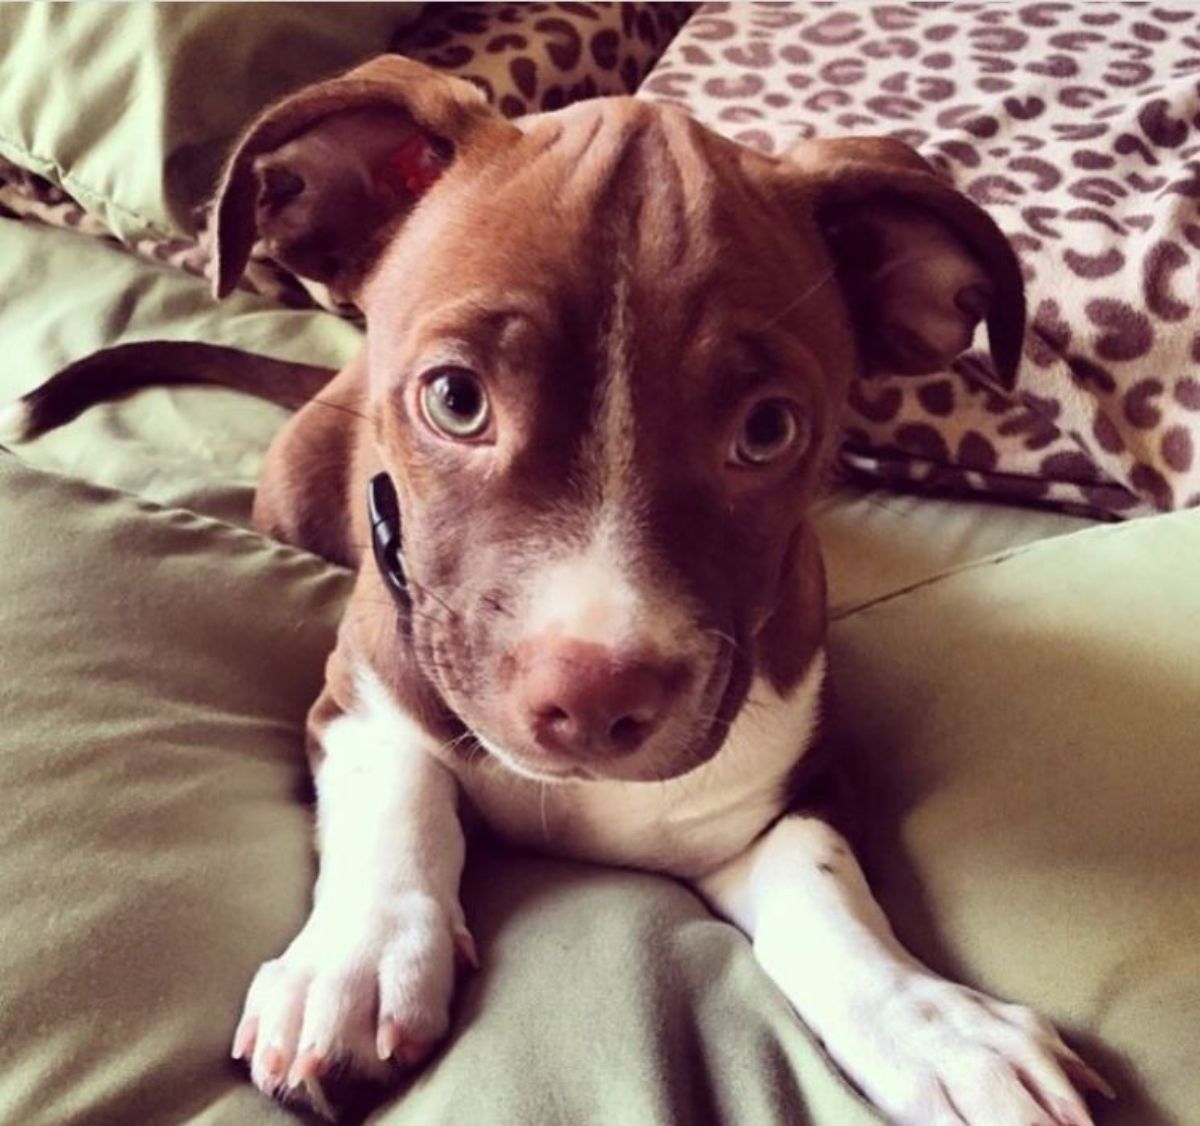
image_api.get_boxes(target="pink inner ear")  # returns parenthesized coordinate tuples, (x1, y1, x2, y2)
(374, 134, 443, 198)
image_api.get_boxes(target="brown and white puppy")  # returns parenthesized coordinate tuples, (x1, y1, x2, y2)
(7, 57, 1110, 1126)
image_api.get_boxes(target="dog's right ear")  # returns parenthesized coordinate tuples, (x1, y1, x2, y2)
(211, 56, 518, 299)
(774, 137, 1026, 389)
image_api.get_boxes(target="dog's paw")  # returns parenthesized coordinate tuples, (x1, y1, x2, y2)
(231, 892, 477, 1117)
(819, 974, 1112, 1126)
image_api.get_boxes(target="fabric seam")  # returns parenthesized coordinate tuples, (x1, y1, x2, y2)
(0, 132, 179, 239)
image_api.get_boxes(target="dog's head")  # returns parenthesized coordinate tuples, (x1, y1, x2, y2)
(215, 57, 1023, 783)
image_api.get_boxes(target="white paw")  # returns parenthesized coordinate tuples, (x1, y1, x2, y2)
(231, 892, 477, 1117)
(817, 975, 1112, 1126)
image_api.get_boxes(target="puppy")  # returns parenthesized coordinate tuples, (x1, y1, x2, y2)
(7, 57, 1110, 1125)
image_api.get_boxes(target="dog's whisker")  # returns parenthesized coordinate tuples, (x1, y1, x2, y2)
(693, 711, 734, 731)
(340, 545, 479, 625)
(703, 627, 742, 655)
(762, 267, 836, 330)
(438, 731, 476, 760)
(274, 395, 371, 423)
(408, 584, 460, 620)
(539, 781, 551, 842)
(347, 601, 443, 632)
(481, 594, 513, 619)
(348, 597, 460, 636)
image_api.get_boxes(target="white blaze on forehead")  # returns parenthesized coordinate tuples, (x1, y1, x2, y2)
(520, 507, 690, 652)
(518, 269, 691, 652)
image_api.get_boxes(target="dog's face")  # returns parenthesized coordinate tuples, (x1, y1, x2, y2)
(215, 59, 1023, 783)
(361, 100, 857, 783)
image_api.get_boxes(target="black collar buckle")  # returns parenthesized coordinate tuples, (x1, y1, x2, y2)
(367, 472, 410, 609)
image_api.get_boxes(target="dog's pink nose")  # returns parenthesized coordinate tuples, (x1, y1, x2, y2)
(516, 640, 677, 759)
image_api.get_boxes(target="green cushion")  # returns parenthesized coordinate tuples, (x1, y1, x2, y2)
(0, 215, 359, 526)
(831, 512, 1200, 1123)
(2, 443, 1195, 1123)
(814, 485, 1090, 617)
(0, 3, 424, 240)
(0, 453, 348, 1124)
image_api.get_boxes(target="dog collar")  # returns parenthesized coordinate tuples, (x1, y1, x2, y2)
(367, 472, 410, 610)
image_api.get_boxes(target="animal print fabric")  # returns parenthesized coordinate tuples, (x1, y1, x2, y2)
(392, 1, 697, 113)
(0, 3, 695, 318)
(642, 2, 1200, 518)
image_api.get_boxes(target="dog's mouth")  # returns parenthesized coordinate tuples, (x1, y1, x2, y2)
(470, 734, 597, 783)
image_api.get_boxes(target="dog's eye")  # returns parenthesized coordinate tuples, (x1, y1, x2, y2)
(421, 367, 490, 439)
(730, 399, 802, 467)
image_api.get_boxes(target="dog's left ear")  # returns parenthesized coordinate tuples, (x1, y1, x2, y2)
(777, 137, 1025, 387)
(211, 55, 519, 299)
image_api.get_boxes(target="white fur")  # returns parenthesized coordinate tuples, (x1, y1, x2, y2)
(0, 400, 30, 445)
(253, 656, 1098, 1124)
(514, 271, 690, 655)
(233, 669, 470, 1103)
(699, 817, 1098, 1125)
(457, 653, 827, 877)
(518, 508, 692, 653)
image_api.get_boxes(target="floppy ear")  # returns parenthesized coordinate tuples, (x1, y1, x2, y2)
(780, 138, 1025, 388)
(211, 55, 518, 299)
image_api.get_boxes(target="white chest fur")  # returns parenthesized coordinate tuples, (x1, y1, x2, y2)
(455, 653, 826, 878)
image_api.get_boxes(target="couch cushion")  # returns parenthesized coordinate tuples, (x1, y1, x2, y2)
(815, 484, 1090, 615)
(640, 2, 1200, 520)
(2, 441, 1196, 1123)
(830, 508, 1200, 1123)
(0, 215, 359, 525)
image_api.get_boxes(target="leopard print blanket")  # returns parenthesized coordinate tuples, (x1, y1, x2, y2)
(642, 1, 1200, 517)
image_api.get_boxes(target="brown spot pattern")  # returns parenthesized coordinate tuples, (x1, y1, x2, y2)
(640, 1, 1200, 518)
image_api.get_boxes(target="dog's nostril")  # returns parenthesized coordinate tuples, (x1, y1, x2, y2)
(608, 715, 648, 750)
(519, 640, 679, 758)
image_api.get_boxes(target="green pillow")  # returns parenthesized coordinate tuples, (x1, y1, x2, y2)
(0, 3, 425, 240)
(0, 210, 360, 525)
(1, 445, 1194, 1124)
(831, 512, 1200, 1124)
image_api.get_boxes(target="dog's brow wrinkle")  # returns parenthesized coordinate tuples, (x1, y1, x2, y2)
(642, 115, 696, 272)
(525, 122, 565, 161)
(587, 111, 652, 222)
(576, 113, 604, 159)
(762, 268, 837, 331)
